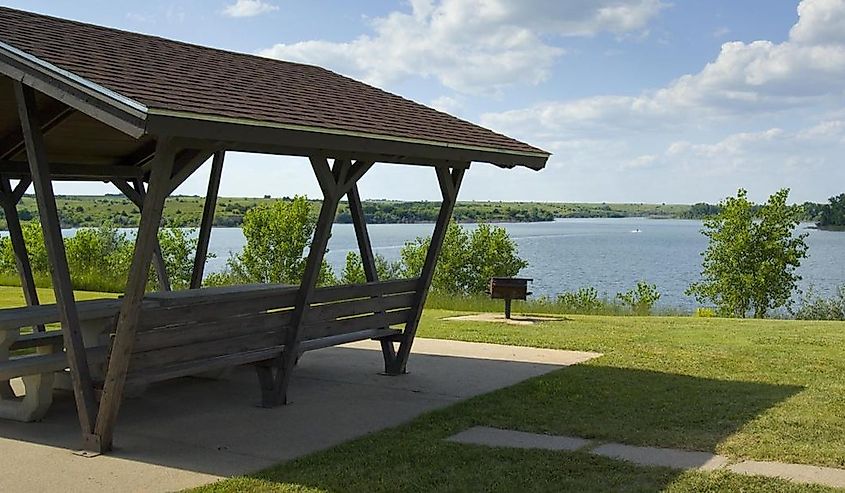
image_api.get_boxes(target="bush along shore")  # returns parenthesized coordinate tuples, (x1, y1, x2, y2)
(1, 192, 843, 320)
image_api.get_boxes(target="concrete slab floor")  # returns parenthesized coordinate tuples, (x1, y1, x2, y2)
(0, 338, 600, 493)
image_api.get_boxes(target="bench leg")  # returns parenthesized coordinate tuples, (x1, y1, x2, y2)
(0, 331, 55, 422)
(0, 331, 14, 399)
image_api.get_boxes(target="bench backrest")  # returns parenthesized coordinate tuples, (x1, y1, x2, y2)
(126, 279, 419, 386)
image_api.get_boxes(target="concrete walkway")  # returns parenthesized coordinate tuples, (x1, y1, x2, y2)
(447, 426, 845, 489)
(0, 339, 599, 492)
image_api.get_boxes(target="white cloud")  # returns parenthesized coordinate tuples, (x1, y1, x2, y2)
(483, 0, 845, 141)
(257, 0, 665, 94)
(473, 0, 845, 202)
(430, 95, 464, 114)
(223, 0, 279, 18)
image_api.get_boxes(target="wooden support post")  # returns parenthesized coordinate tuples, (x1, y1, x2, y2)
(260, 157, 372, 407)
(190, 150, 225, 289)
(346, 183, 395, 366)
(0, 176, 43, 332)
(93, 139, 177, 452)
(14, 81, 99, 442)
(386, 166, 465, 375)
(111, 179, 171, 292)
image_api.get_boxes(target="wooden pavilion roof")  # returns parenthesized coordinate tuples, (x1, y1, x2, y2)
(0, 7, 549, 171)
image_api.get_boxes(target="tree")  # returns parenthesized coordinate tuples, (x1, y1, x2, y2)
(215, 196, 334, 286)
(687, 189, 808, 318)
(339, 251, 403, 285)
(400, 221, 527, 295)
(158, 228, 208, 290)
(817, 193, 845, 229)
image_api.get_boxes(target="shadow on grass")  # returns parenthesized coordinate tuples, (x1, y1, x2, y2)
(464, 364, 804, 452)
(221, 365, 807, 493)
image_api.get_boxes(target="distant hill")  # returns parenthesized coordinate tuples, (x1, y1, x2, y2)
(0, 195, 826, 229)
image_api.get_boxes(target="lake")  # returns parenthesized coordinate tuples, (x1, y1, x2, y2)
(200, 218, 845, 309)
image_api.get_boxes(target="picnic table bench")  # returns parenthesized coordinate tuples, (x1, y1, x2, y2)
(0, 279, 417, 422)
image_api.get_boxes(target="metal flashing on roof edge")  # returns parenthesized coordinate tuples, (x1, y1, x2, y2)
(0, 40, 148, 138)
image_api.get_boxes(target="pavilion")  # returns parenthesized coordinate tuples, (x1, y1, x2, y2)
(0, 6, 548, 453)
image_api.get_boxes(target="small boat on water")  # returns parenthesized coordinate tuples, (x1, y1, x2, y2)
(631, 229, 642, 233)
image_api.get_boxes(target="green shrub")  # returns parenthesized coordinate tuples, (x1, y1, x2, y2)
(556, 287, 605, 314)
(616, 281, 661, 315)
(794, 286, 845, 320)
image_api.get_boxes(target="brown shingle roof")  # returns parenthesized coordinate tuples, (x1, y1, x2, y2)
(0, 7, 548, 161)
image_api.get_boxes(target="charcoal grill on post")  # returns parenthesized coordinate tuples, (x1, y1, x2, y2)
(488, 278, 532, 319)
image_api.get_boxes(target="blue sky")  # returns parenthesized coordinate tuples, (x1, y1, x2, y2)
(5, 0, 845, 204)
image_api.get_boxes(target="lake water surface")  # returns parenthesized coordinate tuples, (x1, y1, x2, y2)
(201, 218, 845, 309)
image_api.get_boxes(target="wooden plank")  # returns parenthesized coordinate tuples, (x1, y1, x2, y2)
(311, 278, 418, 304)
(93, 138, 178, 453)
(190, 150, 225, 289)
(145, 282, 294, 304)
(126, 345, 285, 389)
(0, 352, 68, 381)
(299, 328, 400, 352)
(134, 310, 293, 352)
(0, 176, 44, 332)
(9, 330, 63, 351)
(0, 298, 124, 330)
(130, 329, 286, 372)
(306, 292, 415, 325)
(0, 161, 144, 180)
(139, 288, 298, 329)
(14, 81, 99, 438)
(387, 166, 466, 375)
(302, 308, 412, 341)
(0, 346, 106, 381)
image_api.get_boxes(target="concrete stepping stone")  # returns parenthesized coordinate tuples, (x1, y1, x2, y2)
(447, 426, 591, 451)
(591, 442, 729, 471)
(729, 460, 845, 488)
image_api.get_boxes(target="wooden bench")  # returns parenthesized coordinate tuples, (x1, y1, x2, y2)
(126, 279, 417, 388)
(0, 279, 419, 421)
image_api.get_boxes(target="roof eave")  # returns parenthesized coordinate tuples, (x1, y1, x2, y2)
(145, 109, 549, 170)
(0, 40, 148, 138)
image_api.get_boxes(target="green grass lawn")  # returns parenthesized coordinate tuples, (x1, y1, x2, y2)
(190, 309, 845, 492)
(0, 285, 117, 307)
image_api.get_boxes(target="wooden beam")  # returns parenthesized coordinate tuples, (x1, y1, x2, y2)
(93, 139, 177, 452)
(386, 166, 466, 375)
(0, 176, 44, 333)
(13, 81, 99, 442)
(111, 179, 171, 292)
(133, 180, 171, 292)
(167, 148, 216, 195)
(190, 151, 225, 289)
(261, 156, 367, 406)
(145, 113, 549, 170)
(0, 161, 144, 180)
(347, 182, 396, 366)
(11, 177, 31, 203)
(0, 101, 74, 161)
